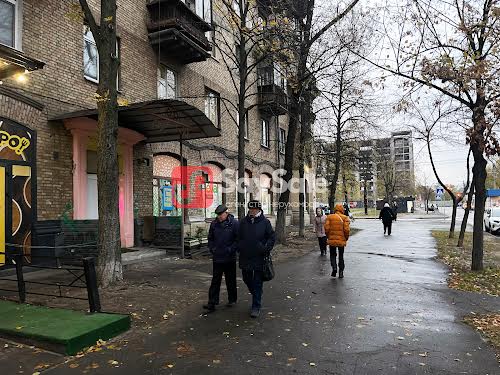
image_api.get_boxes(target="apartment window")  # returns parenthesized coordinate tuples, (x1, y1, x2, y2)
(261, 118, 270, 147)
(83, 27, 120, 87)
(279, 128, 286, 154)
(0, 0, 19, 48)
(83, 28, 99, 82)
(236, 111, 249, 139)
(205, 89, 220, 128)
(158, 66, 177, 99)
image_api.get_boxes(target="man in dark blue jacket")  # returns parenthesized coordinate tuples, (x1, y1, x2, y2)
(238, 200, 275, 318)
(203, 204, 239, 312)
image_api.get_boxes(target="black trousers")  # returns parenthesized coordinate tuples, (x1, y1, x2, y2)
(208, 261, 237, 305)
(383, 221, 392, 235)
(317, 236, 327, 254)
(329, 246, 345, 271)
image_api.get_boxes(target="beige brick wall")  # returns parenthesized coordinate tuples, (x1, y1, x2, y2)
(0, 0, 288, 222)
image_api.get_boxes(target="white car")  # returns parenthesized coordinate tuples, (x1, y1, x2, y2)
(484, 208, 500, 233)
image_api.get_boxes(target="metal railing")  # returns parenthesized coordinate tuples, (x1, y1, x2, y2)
(0, 253, 101, 313)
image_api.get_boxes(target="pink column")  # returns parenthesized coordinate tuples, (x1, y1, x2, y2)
(70, 129, 88, 220)
(121, 146, 134, 247)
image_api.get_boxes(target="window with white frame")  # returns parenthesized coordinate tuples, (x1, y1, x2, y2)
(236, 111, 250, 140)
(205, 88, 220, 128)
(83, 27, 99, 82)
(158, 66, 177, 99)
(0, 0, 20, 49)
(261, 118, 270, 147)
(279, 128, 286, 154)
(83, 26, 120, 87)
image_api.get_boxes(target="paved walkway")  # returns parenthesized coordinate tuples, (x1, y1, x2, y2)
(38, 218, 500, 374)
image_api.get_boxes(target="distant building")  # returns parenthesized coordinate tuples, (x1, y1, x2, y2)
(358, 131, 415, 203)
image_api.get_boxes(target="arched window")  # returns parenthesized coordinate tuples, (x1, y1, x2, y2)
(203, 162, 224, 219)
(152, 154, 181, 217)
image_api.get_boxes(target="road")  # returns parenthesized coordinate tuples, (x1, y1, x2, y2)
(44, 218, 500, 375)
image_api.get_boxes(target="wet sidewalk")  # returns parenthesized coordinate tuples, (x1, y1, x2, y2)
(32, 217, 499, 374)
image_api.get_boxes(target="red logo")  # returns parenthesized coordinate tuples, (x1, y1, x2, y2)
(171, 166, 213, 209)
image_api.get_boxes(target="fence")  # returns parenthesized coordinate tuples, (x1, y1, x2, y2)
(0, 252, 101, 313)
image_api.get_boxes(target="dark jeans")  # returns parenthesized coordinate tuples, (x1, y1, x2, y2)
(242, 269, 264, 310)
(383, 221, 392, 235)
(317, 236, 327, 254)
(208, 261, 237, 305)
(329, 246, 345, 272)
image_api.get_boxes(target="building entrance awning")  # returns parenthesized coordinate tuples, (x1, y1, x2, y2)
(51, 99, 220, 142)
(0, 44, 45, 81)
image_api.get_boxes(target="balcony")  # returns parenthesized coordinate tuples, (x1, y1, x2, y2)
(257, 64, 288, 116)
(147, 0, 213, 64)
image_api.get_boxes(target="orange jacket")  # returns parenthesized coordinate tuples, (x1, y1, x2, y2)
(324, 204, 350, 247)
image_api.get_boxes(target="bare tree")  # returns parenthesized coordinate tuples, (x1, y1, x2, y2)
(78, 0, 121, 286)
(270, 0, 361, 243)
(213, 0, 273, 219)
(368, 0, 500, 270)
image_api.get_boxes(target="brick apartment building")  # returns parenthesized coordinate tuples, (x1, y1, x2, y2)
(0, 0, 310, 265)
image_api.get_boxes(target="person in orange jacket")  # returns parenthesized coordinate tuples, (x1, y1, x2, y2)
(324, 204, 350, 278)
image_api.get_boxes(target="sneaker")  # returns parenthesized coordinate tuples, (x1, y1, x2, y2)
(339, 271, 344, 279)
(203, 304, 216, 311)
(250, 308, 260, 318)
(226, 301, 236, 307)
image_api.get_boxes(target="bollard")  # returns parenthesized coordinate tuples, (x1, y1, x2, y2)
(83, 257, 101, 313)
(14, 254, 26, 303)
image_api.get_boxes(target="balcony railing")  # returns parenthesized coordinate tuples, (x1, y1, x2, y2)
(147, 0, 213, 64)
(257, 64, 288, 116)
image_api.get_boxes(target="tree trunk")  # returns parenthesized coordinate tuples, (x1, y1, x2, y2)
(237, 24, 248, 220)
(275, 92, 300, 244)
(458, 178, 474, 247)
(448, 196, 457, 239)
(94, 0, 122, 286)
(364, 180, 368, 215)
(298, 162, 305, 237)
(471, 151, 487, 271)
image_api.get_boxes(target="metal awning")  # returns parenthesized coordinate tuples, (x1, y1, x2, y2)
(51, 99, 221, 142)
(0, 44, 45, 80)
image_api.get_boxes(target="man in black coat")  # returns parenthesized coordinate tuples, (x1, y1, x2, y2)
(379, 203, 395, 235)
(238, 200, 275, 318)
(203, 204, 239, 312)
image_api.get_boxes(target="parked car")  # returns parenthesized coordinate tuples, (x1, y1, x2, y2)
(484, 208, 500, 233)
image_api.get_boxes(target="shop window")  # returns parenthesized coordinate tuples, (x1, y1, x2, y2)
(152, 155, 182, 217)
(203, 163, 225, 219)
(0, 0, 19, 49)
(158, 65, 177, 99)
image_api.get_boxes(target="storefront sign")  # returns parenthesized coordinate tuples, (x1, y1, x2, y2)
(0, 125, 31, 155)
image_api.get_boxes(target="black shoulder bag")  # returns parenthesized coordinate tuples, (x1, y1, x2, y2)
(262, 254, 275, 282)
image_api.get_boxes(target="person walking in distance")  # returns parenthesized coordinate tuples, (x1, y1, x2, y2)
(238, 200, 276, 318)
(314, 207, 327, 256)
(379, 203, 395, 236)
(203, 204, 239, 312)
(392, 201, 398, 221)
(324, 204, 350, 278)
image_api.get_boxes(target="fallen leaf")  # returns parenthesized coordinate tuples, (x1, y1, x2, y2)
(69, 363, 79, 369)
(164, 363, 175, 369)
(302, 343, 309, 347)
(419, 363, 426, 366)
(396, 336, 405, 340)
(265, 352, 273, 357)
(213, 359, 221, 364)
(108, 360, 119, 366)
(419, 353, 428, 357)
(309, 362, 316, 366)
(15, 326, 24, 330)
(288, 357, 297, 362)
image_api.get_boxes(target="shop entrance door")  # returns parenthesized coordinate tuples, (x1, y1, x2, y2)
(0, 163, 33, 267)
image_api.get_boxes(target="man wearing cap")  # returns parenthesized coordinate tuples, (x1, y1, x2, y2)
(238, 200, 276, 318)
(203, 204, 239, 312)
